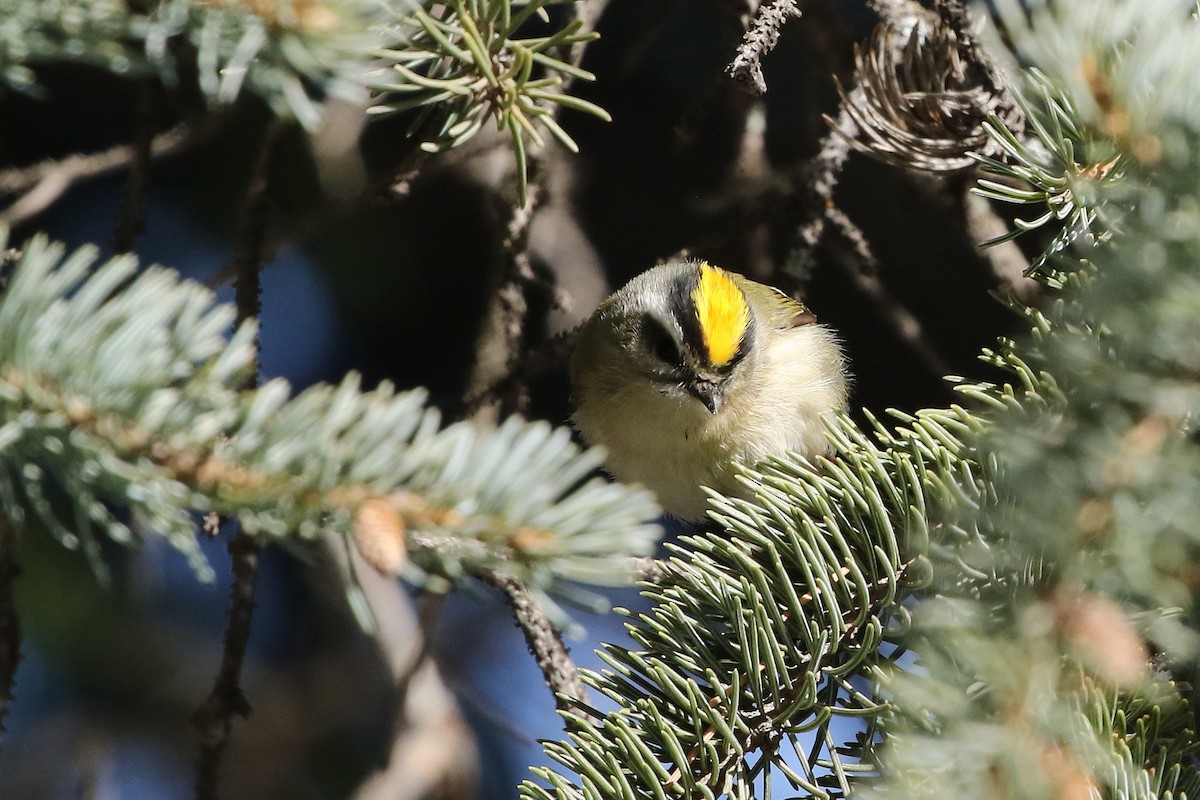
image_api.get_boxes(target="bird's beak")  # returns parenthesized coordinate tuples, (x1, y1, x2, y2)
(686, 379, 722, 415)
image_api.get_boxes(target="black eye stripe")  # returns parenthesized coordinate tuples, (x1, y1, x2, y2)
(640, 316, 683, 367)
(668, 266, 707, 365)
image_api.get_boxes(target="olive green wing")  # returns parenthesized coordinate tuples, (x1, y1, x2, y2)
(734, 275, 818, 330)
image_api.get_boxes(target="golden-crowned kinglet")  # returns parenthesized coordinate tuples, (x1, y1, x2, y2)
(570, 260, 850, 520)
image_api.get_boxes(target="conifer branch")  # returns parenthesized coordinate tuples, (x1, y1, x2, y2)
(0, 1, 613, 205)
(0, 0, 150, 93)
(0, 232, 661, 591)
(0, 0, 395, 129)
(526, 6, 1200, 791)
(931, 0, 1023, 136)
(461, 0, 601, 418)
(868, 3, 1200, 797)
(833, 3, 1022, 173)
(370, 0, 610, 205)
(522, 403, 988, 798)
(968, 73, 1121, 281)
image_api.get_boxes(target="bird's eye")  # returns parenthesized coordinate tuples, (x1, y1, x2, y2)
(641, 317, 683, 367)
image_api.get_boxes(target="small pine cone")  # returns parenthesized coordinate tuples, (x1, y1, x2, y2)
(1050, 588, 1149, 688)
(353, 498, 407, 577)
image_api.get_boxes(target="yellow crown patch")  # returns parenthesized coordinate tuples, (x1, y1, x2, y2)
(692, 262, 750, 368)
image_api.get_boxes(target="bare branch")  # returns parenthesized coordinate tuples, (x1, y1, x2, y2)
(192, 531, 262, 800)
(727, 0, 803, 95)
(112, 83, 161, 255)
(462, 183, 545, 421)
(783, 100, 857, 292)
(342, 542, 479, 800)
(0, 124, 196, 228)
(964, 191, 1038, 300)
(460, 329, 578, 419)
(481, 573, 595, 724)
(824, 206, 953, 379)
(193, 120, 284, 800)
(229, 119, 285, 377)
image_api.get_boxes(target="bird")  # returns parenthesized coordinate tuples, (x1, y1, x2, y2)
(570, 260, 850, 521)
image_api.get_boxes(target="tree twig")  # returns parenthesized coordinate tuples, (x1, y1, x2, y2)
(824, 205, 952, 378)
(229, 119, 284, 374)
(0, 511, 19, 734)
(112, 83, 161, 255)
(671, 0, 856, 278)
(461, 2, 602, 420)
(964, 190, 1038, 300)
(192, 119, 283, 800)
(459, 328, 578, 418)
(193, 531, 262, 800)
(0, 123, 196, 228)
(782, 99, 857, 293)
(462, 182, 545, 421)
(727, 0, 803, 95)
(481, 573, 595, 725)
(341, 541, 479, 800)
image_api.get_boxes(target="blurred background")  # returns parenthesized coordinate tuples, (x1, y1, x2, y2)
(0, 1, 1030, 797)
